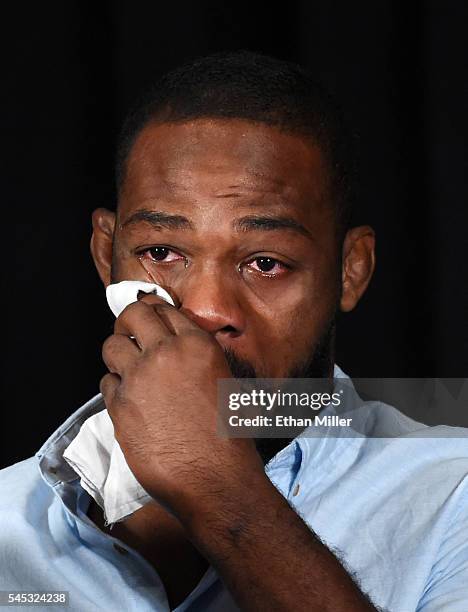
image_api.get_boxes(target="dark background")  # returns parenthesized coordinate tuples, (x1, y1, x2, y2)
(2, 1, 467, 468)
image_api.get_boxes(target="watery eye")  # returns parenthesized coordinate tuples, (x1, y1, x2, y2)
(148, 247, 170, 261)
(248, 257, 287, 275)
(255, 257, 276, 272)
(140, 247, 184, 263)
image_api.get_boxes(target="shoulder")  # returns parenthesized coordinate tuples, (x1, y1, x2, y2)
(355, 400, 468, 464)
(0, 458, 63, 592)
(363, 400, 468, 455)
(347, 403, 468, 516)
(0, 457, 53, 515)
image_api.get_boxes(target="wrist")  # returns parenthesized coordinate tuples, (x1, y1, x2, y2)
(166, 438, 261, 515)
(180, 458, 276, 554)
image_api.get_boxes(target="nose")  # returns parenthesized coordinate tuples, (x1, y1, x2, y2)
(176, 268, 246, 338)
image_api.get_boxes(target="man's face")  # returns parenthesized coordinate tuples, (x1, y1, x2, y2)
(101, 119, 345, 379)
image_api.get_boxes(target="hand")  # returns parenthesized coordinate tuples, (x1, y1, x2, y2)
(99, 294, 264, 520)
(100, 296, 377, 612)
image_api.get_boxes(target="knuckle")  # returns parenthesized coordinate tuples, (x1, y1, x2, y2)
(99, 372, 114, 396)
(102, 334, 114, 352)
(102, 334, 118, 361)
(101, 337, 112, 360)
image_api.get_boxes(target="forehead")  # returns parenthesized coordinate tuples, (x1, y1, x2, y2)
(119, 118, 331, 220)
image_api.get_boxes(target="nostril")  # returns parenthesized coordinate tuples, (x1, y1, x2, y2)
(222, 325, 237, 333)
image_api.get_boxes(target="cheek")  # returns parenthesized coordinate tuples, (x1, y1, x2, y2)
(251, 259, 339, 333)
(245, 265, 340, 373)
(243, 307, 317, 377)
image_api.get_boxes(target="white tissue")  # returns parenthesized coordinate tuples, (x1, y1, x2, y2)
(106, 280, 174, 317)
(63, 280, 174, 525)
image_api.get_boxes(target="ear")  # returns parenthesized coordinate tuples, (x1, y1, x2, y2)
(340, 225, 376, 312)
(90, 208, 116, 287)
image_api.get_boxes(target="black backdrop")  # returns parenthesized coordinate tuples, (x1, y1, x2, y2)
(2, 1, 467, 468)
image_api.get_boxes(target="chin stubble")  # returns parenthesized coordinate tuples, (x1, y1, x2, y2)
(222, 318, 336, 464)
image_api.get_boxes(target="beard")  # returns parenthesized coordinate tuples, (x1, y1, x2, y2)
(222, 317, 336, 464)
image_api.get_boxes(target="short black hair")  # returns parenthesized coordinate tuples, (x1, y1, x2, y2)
(116, 50, 354, 234)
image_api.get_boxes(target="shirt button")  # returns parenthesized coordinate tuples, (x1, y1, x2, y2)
(292, 483, 300, 497)
(113, 543, 129, 555)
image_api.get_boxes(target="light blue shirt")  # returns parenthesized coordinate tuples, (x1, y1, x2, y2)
(2, 367, 468, 611)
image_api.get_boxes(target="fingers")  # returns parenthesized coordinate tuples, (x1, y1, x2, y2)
(138, 293, 202, 336)
(102, 333, 140, 375)
(155, 304, 202, 335)
(115, 293, 203, 346)
(115, 299, 173, 348)
(137, 294, 180, 335)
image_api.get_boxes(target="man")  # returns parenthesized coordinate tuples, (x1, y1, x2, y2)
(1, 51, 468, 612)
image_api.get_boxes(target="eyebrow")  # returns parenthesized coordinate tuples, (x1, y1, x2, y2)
(120, 210, 193, 230)
(120, 209, 312, 240)
(234, 215, 313, 240)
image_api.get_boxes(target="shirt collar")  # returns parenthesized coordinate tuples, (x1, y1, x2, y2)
(266, 364, 359, 475)
(36, 393, 106, 486)
(35, 364, 357, 488)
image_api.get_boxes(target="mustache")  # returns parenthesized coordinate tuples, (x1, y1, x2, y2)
(222, 319, 335, 381)
(223, 347, 258, 378)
